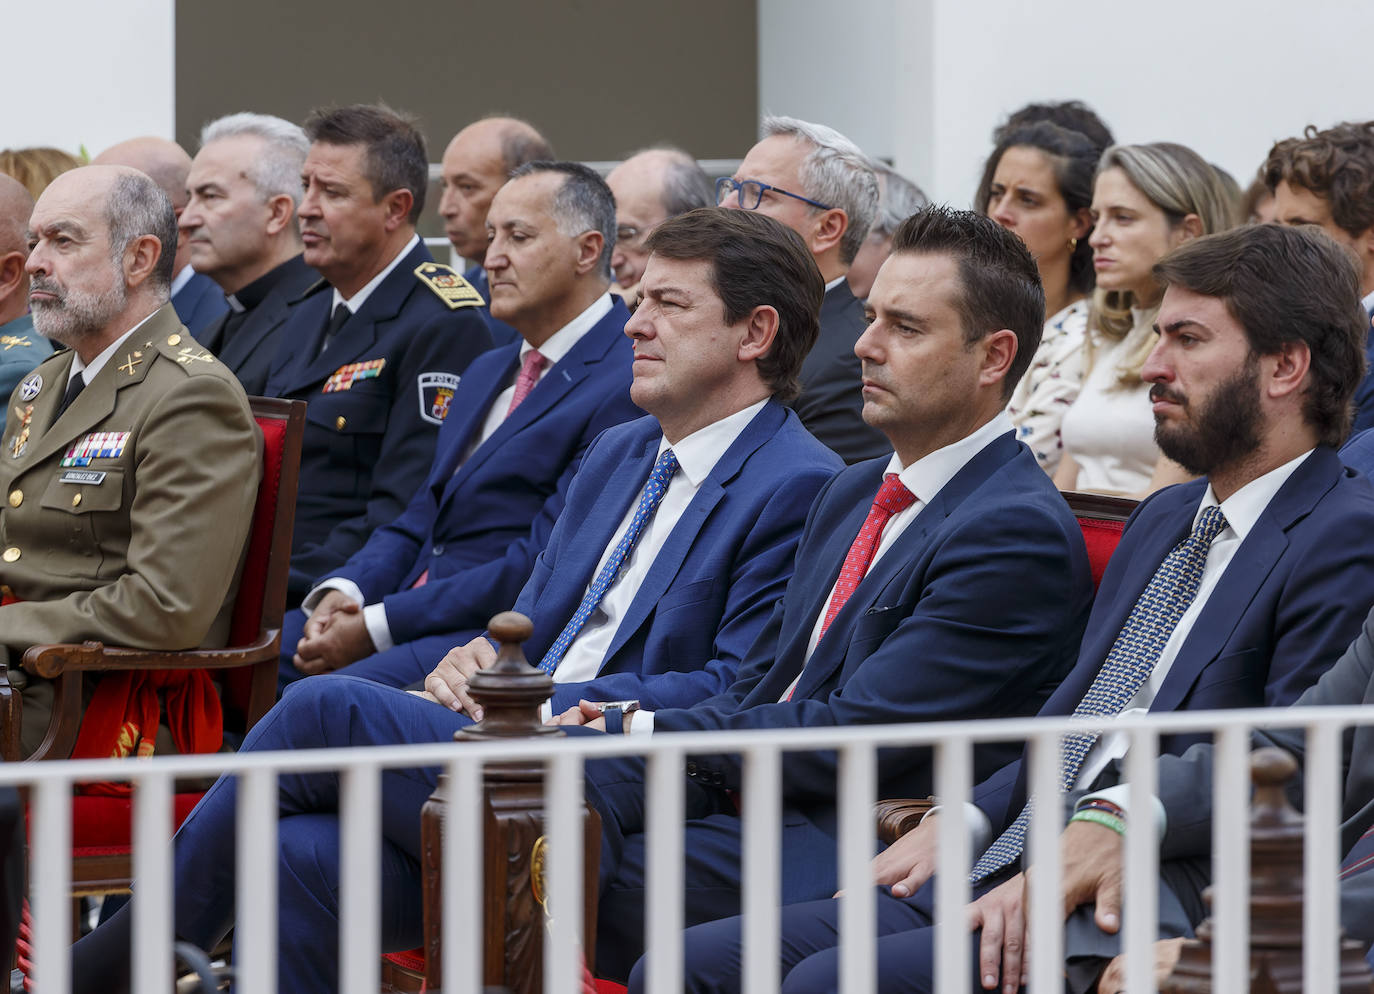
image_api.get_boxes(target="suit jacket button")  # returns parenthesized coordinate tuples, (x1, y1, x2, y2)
(2, 547, 18, 562)
(685, 762, 698, 777)
(167, 333, 182, 346)
(432, 544, 444, 557)
(6, 490, 20, 508)
(72, 493, 82, 507)
(336, 416, 347, 431)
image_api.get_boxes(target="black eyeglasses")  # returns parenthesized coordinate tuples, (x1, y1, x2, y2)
(715, 176, 832, 212)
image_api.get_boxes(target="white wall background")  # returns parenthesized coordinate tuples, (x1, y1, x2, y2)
(6, 0, 175, 155)
(762, 0, 1374, 208)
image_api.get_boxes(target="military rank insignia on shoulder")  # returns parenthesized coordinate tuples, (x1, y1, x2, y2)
(418, 372, 459, 425)
(414, 263, 484, 310)
(0, 335, 35, 352)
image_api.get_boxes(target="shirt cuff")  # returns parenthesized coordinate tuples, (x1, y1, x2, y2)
(627, 710, 655, 735)
(302, 577, 365, 614)
(362, 602, 394, 653)
(540, 701, 553, 723)
(1078, 785, 1167, 841)
(920, 802, 992, 867)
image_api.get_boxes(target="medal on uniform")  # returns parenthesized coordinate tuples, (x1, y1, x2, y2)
(9, 405, 32, 459)
(18, 373, 40, 401)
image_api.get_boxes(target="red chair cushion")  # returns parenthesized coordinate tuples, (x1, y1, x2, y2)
(382, 948, 426, 972)
(1077, 516, 1125, 592)
(595, 983, 627, 993)
(69, 790, 204, 852)
(229, 415, 286, 647)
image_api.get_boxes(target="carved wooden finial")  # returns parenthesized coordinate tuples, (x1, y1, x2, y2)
(1160, 747, 1374, 992)
(456, 612, 560, 741)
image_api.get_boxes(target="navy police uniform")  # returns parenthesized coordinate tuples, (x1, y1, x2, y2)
(265, 240, 493, 602)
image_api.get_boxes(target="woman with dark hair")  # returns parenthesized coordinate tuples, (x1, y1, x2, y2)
(981, 122, 1100, 473)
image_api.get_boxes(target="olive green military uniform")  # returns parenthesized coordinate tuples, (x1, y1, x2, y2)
(0, 304, 261, 754)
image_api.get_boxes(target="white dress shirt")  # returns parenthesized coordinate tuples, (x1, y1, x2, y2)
(169, 264, 196, 300)
(546, 399, 768, 722)
(955, 448, 1316, 855)
(302, 292, 616, 654)
(330, 234, 419, 315)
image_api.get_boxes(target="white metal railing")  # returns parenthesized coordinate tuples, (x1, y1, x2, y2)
(9, 703, 1370, 994)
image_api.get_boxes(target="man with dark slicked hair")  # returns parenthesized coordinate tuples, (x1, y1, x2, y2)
(265, 103, 493, 607)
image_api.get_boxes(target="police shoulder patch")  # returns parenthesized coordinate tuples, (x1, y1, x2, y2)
(418, 371, 460, 425)
(414, 263, 484, 310)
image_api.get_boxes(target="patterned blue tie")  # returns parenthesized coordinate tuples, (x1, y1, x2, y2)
(969, 505, 1228, 883)
(537, 449, 680, 675)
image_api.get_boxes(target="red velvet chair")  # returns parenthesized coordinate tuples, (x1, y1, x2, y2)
(9, 397, 304, 901)
(1062, 490, 1137, 592)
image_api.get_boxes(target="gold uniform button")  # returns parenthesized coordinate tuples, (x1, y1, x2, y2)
(71, 493, 82, 507)
(336, 416, 347, 431)
(2, 547, 19, 563)
(7, 490, 20, 508)
(167, 333, 182, 346)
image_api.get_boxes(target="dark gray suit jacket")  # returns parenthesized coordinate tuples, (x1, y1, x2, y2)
(198, 254, 319, 396)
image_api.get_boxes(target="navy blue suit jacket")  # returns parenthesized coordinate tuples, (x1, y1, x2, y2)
(331, 298, 641, 643)
(654, 431, 1093, 825)
(265, 240, 494, 599)
(172, 271, 229, 339)
(198, 254, 320, 396)
(972, 445, 1374, 831)
(510, 402, 841, 714)
(1344, 427, 1374, 475)
(792, 282, 888, 465)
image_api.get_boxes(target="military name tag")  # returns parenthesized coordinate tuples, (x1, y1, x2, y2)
(61, 431, 130, 467)
(414, 262, 484, 310)
(18, 373, 41, 401)
(418, 372, 459, 425)
(59, 470, 106, 485)
(323, 358, 386, 393)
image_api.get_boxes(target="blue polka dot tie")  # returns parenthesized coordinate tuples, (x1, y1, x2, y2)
(969, 505, 1228, 883)
(537, 449, 680, 675)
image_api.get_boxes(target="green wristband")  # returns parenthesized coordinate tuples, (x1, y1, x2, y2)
(1070, 808, 1126, 835)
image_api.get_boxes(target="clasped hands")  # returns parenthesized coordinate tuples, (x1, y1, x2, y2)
(409, 634, 609, 730)
(867, 815, 1131, 993)
(293, 589, 376, 675)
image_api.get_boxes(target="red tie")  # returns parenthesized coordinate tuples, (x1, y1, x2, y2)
(817, 473, 916, 643)
(412, 349, 550, 590)
(506, 348, 547, 417)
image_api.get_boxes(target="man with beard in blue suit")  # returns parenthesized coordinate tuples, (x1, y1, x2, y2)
(690, 223, 1374, 994)
(282, 161, 643, 690)
(263, 104, 493, 606)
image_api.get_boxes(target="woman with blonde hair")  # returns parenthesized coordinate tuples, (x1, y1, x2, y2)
(1054, 142, 1236, 497)
(0, 146, 82, 199)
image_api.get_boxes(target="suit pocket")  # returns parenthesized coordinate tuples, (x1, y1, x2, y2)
(655, 577, 718, 614)
(1187, 648, 1261, 702)
(39, 468, 127, 579)
(849, 604, 905, 648)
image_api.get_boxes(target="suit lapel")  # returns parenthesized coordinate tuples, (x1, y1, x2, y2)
(601, 403, 785, 663)
(433, 346, 521, 500)
(1151, 449, 1337, 712)
(790, 432, 1021, 699)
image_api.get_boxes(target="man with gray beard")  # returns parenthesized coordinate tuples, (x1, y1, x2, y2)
(0, 164, 260, 757)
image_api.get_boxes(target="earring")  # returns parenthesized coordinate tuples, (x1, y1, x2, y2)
(1069, 237, 1078, 251)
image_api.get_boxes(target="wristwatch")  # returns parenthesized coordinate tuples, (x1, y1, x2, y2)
(592, 699, 640, 734)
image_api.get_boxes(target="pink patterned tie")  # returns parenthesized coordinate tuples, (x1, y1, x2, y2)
(506, 348, 547, 417)
(817, 474, 915, 643)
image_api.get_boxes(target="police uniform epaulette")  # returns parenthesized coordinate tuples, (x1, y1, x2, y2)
(146, 331, 220, 373)
(414, 262, 484, 310)
(0, 333, 42, 354)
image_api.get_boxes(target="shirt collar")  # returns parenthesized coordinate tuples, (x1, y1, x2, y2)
(519, 293, 614, 367)
(823, 275, 847, 293)
(656, 398, 769, 487)
(169, 264, 196, 298)
(331, 233, 420, 314)
(882, 412, 1013, 505)
(227, 254, 301, 313)
(1193, 448, 1314, 541)
(69, 308, 160, 385)
(1362, 288, 1374, 316)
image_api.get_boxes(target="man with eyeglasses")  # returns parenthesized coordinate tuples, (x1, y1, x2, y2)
(718, 116, 887, 464)
(606, 147, 714, 294)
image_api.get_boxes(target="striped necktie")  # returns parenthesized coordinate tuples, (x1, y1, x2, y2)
(969, 505, 1229, 883)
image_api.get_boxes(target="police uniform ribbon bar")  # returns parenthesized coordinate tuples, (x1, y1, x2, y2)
(323, 358, 387, 393)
